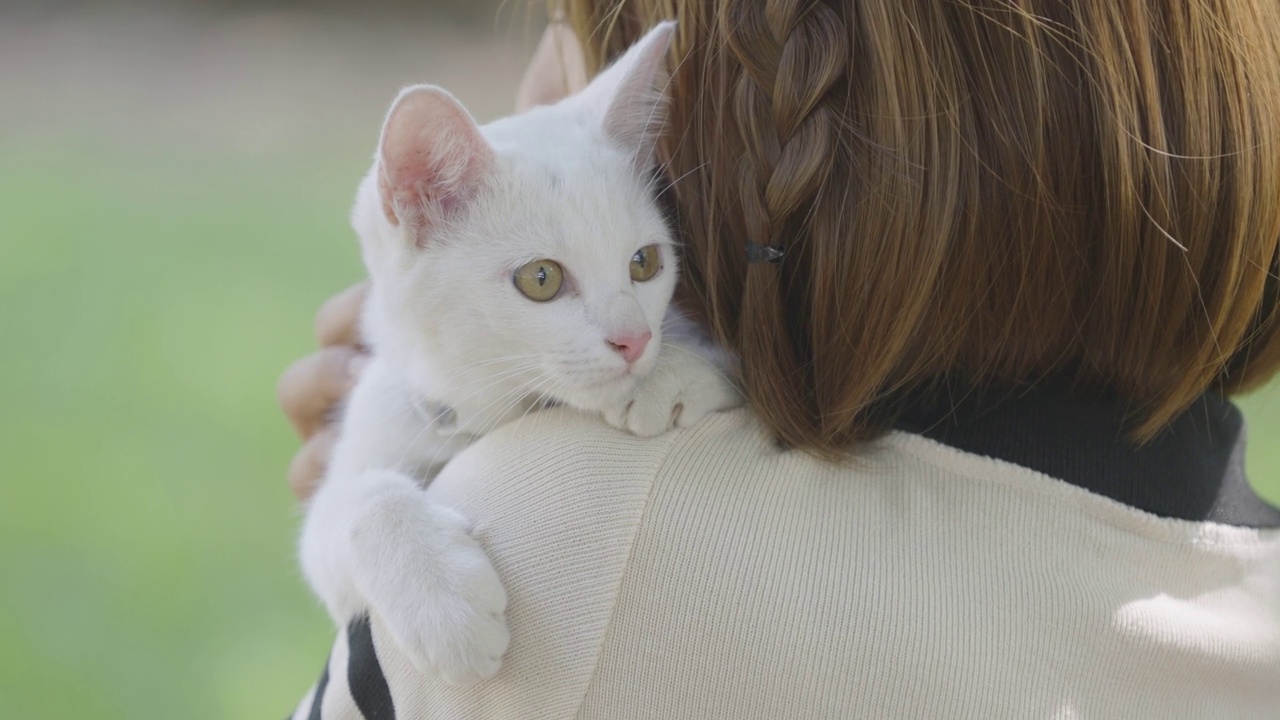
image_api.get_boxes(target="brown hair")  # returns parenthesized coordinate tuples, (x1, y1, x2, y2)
(556, 0, 1280, 456)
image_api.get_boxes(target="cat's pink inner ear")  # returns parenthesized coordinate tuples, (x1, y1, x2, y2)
(377, 86, 492, 234)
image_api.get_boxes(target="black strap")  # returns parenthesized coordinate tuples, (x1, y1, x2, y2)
(347, 615, 397, 719)
(304, 649, 331, 720)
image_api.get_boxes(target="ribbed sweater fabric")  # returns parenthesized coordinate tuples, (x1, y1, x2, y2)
(294, 406, 1280, 719)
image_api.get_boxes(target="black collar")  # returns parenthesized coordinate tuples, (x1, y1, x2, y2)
(892, 381, 1280, 528)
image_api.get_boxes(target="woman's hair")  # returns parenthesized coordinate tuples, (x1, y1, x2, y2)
(556, 0, 1280, 456)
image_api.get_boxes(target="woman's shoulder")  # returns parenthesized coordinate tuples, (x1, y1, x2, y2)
(376, 407, 1280, 719)
(426, 405, 786, 510)
(430, 403, 1278, 550)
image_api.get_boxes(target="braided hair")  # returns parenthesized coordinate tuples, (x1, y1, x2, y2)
(558, 0, 1280, 454)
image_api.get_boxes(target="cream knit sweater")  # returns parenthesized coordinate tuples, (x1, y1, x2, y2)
(295, 406, 1280, 719)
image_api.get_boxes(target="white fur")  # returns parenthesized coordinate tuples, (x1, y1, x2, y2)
(300, 21, 740, 686)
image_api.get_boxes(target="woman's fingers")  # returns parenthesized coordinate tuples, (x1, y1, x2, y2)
(277, 345, 367, 439)
(288, 427, 339, 501)
(278, 282, 369, 499)
(515, 21, 589, 113)
(315, 281, 369, 348)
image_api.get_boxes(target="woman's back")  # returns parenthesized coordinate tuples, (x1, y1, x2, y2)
(296, 403, 1280, 719)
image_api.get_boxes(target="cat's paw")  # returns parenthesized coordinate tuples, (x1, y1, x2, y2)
(604, 348, 741, 437)
(350, 488, 509, 686)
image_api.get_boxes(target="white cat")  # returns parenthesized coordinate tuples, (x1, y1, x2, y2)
(298, 22, 740, 687)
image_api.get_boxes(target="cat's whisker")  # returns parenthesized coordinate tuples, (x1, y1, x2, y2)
(429, 364, 541, 422)
(420, 379, 539, 473)
(507, 376, 565, 438)
(654, 341, 742, 390)
(451, 363, 540, 416)
(443, 353, 543, 372)
(443, 363, 541, 409)
(392, 362, 543, 470)
(473, 381, 546, 443)
(654, 161, 709, 194)
(415, 382, 526, 474)
(468, 383, 535, 435)
(631, 28, 688, 174)
(433, 354, 544, 386)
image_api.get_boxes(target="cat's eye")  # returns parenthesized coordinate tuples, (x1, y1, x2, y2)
(630, 245, 662, 282)
(513, 258, 564, 301)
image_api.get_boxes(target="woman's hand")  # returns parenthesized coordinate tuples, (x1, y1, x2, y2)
(277, 282, 369, 501)
(515, 19, 588, 113)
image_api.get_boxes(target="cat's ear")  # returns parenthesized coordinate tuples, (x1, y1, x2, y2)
(573, 21, 676, 171)
(377, 85, 492, 238)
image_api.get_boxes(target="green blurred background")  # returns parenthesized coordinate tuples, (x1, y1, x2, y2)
(0, 2, 1276, 718)
(0, 2, 531, 717)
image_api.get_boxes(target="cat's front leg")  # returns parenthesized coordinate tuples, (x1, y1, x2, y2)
(345, 470, 509, 685)
(604, 313, 743, 436)
(302, 466, 509, 685)
(299, 358, 509, 685)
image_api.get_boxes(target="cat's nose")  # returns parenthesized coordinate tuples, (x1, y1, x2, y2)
(607, 331, 652, 365)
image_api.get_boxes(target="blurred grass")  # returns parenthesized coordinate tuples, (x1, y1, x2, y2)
(1241, 391, 1280, 498)
(0, 135, 364, 718)
(0, 16, 1278, 720)
(0, 8, 534, 716)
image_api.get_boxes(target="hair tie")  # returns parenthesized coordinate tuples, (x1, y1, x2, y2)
(746, 242, 785, 264)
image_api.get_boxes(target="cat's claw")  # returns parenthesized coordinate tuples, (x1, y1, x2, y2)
(350, 492, 510, 686)
(605, 349, 741, 437)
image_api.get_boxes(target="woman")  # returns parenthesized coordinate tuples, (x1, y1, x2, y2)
(278, 0, 1280, 716)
